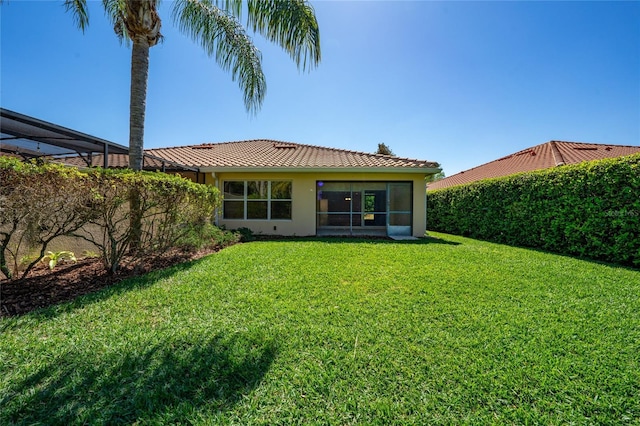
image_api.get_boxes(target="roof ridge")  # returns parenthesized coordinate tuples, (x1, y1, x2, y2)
(450, 143, 544, 176)
(549, 140, 640, 148)
(148, 139, 297, 151)
(549, 141, 565, 166)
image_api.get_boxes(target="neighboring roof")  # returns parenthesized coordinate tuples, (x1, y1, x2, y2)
(147, 140, 440, 173)
(1, 108, 128, 167)
(428, 141, 640, 191)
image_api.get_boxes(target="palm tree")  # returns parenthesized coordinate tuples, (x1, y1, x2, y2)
(64, 0, 321, 170)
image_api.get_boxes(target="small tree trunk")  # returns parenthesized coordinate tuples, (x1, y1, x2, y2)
(0, 233, 13, 280)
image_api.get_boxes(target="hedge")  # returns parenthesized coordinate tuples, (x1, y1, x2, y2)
(427, 153, 640, 267)
(0, 157, 221, 278)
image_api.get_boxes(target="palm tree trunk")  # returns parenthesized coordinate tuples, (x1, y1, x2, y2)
(129, 36, 150, 171)
(129, 36, 150, 251)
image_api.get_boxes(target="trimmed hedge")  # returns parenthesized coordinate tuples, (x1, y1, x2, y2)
(427, 154, 640, 267)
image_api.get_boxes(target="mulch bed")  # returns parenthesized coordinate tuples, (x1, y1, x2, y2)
(0, 247, 222, 317)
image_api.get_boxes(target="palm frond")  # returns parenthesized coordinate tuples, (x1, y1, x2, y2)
(102, 0, 128, 44)
(210, 0, 243, 18)
(63, 0, 90, 32)
(246, 0, 321, 71)
(172, 0, 266, 114)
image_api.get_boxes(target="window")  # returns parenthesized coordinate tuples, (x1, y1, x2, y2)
(223, 181, 292, 220)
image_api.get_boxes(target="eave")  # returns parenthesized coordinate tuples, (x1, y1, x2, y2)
(199, 166, 442, 175)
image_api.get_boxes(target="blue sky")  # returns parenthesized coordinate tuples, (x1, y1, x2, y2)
(1, 1, 639, 175)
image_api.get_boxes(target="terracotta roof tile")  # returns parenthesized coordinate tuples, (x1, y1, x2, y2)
(146, 139, 439, 170)
(428, 141, 640, 190)
(54, 153, 192, 171)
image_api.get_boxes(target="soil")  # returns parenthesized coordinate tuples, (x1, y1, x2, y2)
(0, 246, 223, 317)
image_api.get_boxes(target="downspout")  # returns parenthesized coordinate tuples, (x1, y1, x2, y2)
(212, 172, 219, 227)
(424, 177, 428, 237)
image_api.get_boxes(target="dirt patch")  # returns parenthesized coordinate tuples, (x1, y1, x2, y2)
(0, 246, 223, 317)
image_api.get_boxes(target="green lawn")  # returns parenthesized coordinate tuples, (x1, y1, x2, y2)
(1, 233, 639, 425)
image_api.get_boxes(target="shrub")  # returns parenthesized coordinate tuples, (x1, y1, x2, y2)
(427, 154, 640, 267)
(0, 157, 96, 279)
(176, 223, 241, 251)
(74, 169, 220, 274)
(1, 158, 221, 278)
(233, 227, 255, 242)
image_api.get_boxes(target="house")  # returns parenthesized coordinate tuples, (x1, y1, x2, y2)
(1, 109, 442, 237)
(428, 140, 640, 191)
(146, 140, 441, 238)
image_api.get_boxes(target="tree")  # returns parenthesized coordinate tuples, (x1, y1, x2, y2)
(426, 170, 445, 183)
(376, 143, 394, 156)
(64, 0, 321, 170)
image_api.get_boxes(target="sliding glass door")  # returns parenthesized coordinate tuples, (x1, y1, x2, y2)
(387, 182, 412, 236)
(316, 181, 412, 236)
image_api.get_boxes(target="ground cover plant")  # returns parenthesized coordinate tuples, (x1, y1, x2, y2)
(1, 233, 638, 424)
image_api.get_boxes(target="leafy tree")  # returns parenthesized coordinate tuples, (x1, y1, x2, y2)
(427, 170, 445, 182)
(64, 0, 321, 170)
(376, 143, 394, 156)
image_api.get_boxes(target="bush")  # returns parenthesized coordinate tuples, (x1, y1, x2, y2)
(74, 168, 220, 274)
(233, 227, 255, 242)
(176, 223, 241, 251)
(0, 158, 221, 278)
(427, 154, 640, 267)
(0, 157, 96, 279)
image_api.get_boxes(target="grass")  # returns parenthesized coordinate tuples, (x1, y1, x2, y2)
(1, 232, 639, 425)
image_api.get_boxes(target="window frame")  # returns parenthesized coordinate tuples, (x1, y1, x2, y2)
(222, 180, 292, 221)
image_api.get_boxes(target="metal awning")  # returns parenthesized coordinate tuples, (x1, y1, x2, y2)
(1, 108, 130, 168)
(0, 108, 198, 173)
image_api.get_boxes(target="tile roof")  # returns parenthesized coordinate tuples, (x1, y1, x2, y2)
(428, 141, 640, 191)
(146, 139, 440, 171)
(54, 153, 196, 171)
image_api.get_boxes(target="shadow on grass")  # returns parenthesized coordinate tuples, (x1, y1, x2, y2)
(4, 256, 212, 324)
(429, 231, 639, 271)
(254, 235, 461, 246)
(1, 332, 277, 425)
(518, 244, 640, 271)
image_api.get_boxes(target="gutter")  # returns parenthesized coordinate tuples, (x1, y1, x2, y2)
(198, 166, 443, 175)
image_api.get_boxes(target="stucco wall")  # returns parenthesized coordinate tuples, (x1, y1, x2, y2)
(205, 172, 427, 237)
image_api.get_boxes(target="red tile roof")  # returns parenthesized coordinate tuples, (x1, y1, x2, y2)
(54, 153, 194, 171)
(146, 139, 440, 172)
(428, 141, 640, 191)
